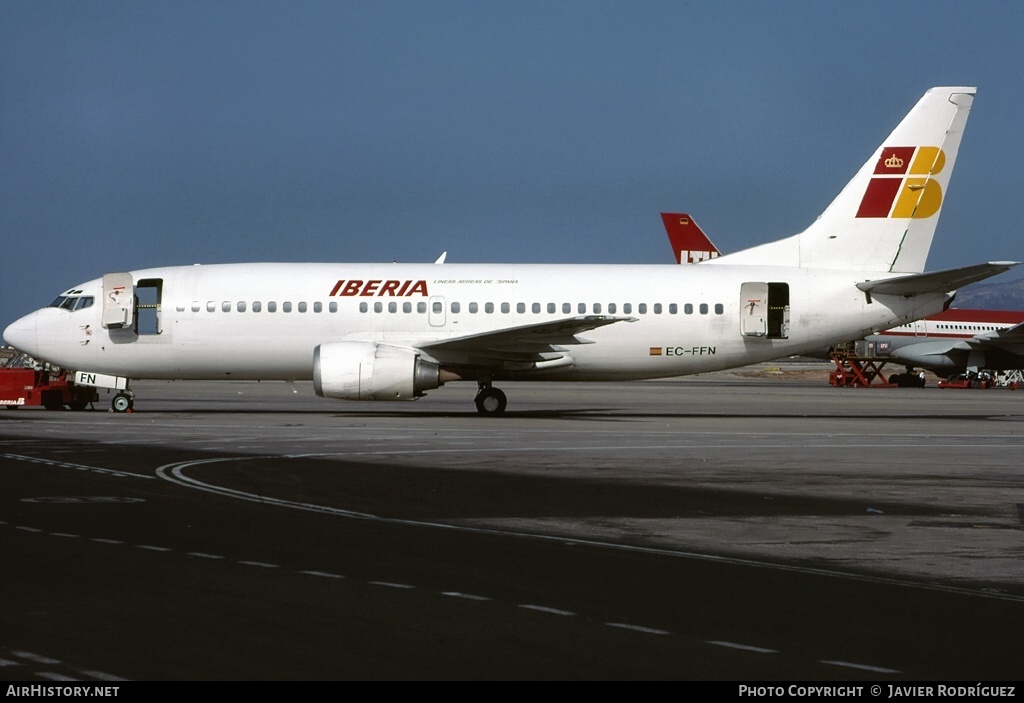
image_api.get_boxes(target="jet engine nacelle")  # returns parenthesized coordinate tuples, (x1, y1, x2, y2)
(889, 340, 966, 371)
(313, 341, 443, 401)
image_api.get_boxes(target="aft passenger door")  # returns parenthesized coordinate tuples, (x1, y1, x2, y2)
(740, 282, 789, 339)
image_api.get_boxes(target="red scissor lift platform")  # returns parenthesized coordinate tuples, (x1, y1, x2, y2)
(828, 347, 897, 388)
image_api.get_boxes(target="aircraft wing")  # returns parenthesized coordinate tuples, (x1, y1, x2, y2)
(966, 320, 1024, 344)
(418, 315, 637, 366)
(857, 262, 1019, 297)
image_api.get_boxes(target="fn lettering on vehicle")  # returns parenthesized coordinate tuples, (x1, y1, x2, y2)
(665, 346, 716, 356)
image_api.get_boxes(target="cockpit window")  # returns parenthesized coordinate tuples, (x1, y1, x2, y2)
(48, 295, 94, 311)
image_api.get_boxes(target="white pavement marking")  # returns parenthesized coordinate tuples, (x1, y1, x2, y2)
(370, 581, 415, 589)
(441, 592, 491, 601)
(1, 454, 154, 479)
(606, 622, 671, 635)
(707, 640, 778, 654)
(238, 561, 279, 568)
(12, 651, 60, 664)
(155, 456, 1024, 604)
(821, 659, 901, 674)
(519, 604, 576, 616)
(187, 552, 224, 560)
(78, 670, 129, 681)
(36, 672, 78, 681)
(299, 571, 345, 579)
(137, 545, 172, 552)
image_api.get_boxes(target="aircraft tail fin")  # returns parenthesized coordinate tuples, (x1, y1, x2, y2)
(660, 213, 722, 263)
(708, 86, 976, 273)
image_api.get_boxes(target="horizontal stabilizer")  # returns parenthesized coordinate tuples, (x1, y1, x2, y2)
(857, 261, 1019, 297)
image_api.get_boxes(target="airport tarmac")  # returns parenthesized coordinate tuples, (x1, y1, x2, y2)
(1, 364, 1022, 679)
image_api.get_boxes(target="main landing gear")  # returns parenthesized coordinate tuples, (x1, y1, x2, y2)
(111, 390, 135, 413)
(474, 383, 507, 416)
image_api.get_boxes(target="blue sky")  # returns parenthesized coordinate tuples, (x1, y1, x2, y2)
(3, 1, 1023, 325)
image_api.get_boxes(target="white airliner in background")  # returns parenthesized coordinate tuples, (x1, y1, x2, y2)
(867, 308, 1024, 375)
(3, 86, 1018, 414)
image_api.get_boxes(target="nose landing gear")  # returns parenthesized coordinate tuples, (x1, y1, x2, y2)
(111, 390, 135, 413)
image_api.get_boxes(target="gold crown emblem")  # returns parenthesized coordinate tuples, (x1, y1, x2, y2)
(885, 153, 904, 169)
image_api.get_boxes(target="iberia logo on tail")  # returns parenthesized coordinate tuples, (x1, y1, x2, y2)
(855, 146, 945, 218)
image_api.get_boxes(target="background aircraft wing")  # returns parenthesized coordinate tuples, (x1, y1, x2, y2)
(967, 320, 1024, 344)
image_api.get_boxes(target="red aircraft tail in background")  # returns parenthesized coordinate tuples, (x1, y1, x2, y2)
(660, 213, 721, 264)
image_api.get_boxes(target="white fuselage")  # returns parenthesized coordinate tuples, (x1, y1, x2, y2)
(7, 262, 948, 385)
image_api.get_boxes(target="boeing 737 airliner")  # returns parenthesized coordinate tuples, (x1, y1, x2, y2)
(3, 87, 1017, 414)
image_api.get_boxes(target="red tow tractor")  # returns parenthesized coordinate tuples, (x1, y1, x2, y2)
(0, 354, 99, 410)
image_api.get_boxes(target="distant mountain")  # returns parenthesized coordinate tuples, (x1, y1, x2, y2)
(952, 276, 1024, 311)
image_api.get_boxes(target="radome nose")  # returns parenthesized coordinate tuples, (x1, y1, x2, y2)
(3, 312, 38, 354)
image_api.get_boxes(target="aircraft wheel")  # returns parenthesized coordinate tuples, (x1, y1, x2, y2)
(68, 400, 89, 411)
(111, 392, 134, 413)
(474, 387, 507, 416)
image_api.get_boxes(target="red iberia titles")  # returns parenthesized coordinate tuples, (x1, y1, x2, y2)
(329, 279, 429, 297)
